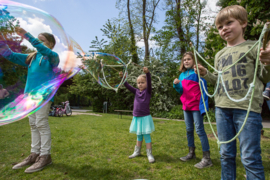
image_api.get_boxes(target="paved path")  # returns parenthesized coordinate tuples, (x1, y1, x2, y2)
(72, 112, 102, 116)
(72, 109, 92, 112)
(71, 111, 270, 129)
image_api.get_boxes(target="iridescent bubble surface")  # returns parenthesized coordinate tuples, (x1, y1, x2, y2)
(0, 0, 82, 125)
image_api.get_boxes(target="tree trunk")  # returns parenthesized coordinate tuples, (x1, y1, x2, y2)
(175, 0, 186, 55)
(196, 0, 202, 51)
(127, 0, 139, 63)
(142, 0, 150, 62)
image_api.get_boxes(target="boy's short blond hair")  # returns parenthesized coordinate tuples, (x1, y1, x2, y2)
(215, 5, 248, 35)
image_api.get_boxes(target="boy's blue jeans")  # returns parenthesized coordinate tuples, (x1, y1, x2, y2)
(215, 107, 264, 180)
(184, 110, 210, 152)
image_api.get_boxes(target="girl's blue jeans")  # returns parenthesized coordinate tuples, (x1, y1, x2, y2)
(183, 110, 210, 152)
(215, 107, 265, 180)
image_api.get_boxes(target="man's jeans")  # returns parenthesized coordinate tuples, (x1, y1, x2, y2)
(29, 101, 52, 156)
(215, 107, 264, 180)
(184, 110, 210, 152)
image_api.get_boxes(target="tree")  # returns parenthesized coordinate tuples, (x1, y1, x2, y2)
(127, 0, 139, 63)
(116, 0, 140, 63)
(152, 0, 210, 62)
(117, 0, 161, 62)
(0, 9, 29, 98)
(142, 0, 161, 61)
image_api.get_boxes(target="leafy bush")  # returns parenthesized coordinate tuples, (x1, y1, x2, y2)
(153, 105, 184, 119)
(203, 108, 216, 122)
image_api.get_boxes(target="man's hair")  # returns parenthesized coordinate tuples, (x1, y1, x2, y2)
(215, 5, 248, 35)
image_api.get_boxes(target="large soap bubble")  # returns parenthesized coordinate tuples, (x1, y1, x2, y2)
(82, 52, 130, 92)
(0, 0, 82, 125)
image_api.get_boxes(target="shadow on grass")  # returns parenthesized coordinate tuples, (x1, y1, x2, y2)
(154, 153, 181, 163)
(53, 163, 133, 179)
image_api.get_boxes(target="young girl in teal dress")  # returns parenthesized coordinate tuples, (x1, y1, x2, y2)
(120, 67, 155, 163)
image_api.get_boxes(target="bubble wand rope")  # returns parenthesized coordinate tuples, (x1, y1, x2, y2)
(191, 23, 270, 148)
(132, 62, 143, 69)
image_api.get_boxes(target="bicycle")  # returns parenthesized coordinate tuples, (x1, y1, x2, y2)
(55, 105, 64, 117)
(61, 101, 72, 116)
(49, 105, 63, 117)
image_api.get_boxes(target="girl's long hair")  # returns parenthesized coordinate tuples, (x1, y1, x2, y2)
(179, 52, 199, 72)
(25, 32, 56, 65)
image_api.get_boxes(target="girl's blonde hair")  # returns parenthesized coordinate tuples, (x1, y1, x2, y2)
(215, 5, 248, 35)
(179, 52, 197, 72)
(25, 32, 56, 65)
(137, 74, 147, 81)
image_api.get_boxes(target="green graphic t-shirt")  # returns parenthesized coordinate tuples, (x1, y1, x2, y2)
(203, 41, 270, 113)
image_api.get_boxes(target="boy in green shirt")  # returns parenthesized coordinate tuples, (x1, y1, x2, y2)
(195, 5, 270, 180)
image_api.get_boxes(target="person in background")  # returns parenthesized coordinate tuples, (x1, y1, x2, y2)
(0, 84, 9, 109)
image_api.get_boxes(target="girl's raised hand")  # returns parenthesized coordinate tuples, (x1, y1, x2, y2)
(15, 27, 27, 37)
(174, 78, 180, 84)
(143, 67, 149, 73)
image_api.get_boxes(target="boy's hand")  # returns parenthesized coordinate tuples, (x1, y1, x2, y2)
(194, 64, 207, 76)
(174, 78, 180, 84)
(15, 27, 27, 37)
(260, 43, 270, 66)
(143, 67, 149, 73)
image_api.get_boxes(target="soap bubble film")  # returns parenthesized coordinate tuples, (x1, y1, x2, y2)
(0, 0, 82, 125)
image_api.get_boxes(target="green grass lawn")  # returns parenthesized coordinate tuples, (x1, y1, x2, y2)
(0, 114, 270, 180)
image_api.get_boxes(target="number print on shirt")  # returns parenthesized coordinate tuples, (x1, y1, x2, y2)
(217, 52, 249, 96)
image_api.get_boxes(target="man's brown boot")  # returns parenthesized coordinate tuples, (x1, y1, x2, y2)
(24, 154, 52, 173)
(12, 153, 39, 170)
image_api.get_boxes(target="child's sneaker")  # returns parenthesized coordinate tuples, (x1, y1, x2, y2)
(263, 89, 270, 100)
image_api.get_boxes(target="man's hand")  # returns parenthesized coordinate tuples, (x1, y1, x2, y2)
(143, 67, 149, 73)
(194, 64, 207, 76)
(174, 78, 180, 84)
